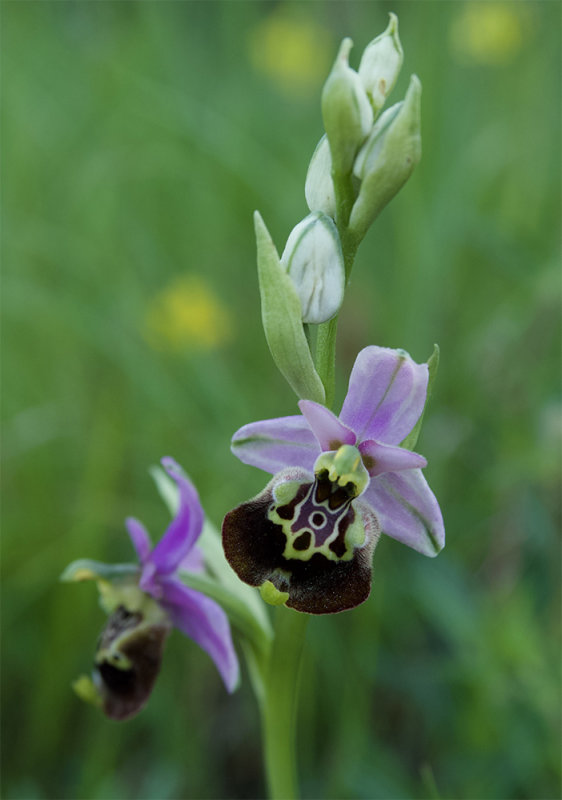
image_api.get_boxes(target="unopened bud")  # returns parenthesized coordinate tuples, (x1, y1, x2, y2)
(358, 13, 403, 116)
(281, 212, 345, 324)
(350, 74, 422, 240)
(321, 38, 373, 176)
(305, 135, 336, 218)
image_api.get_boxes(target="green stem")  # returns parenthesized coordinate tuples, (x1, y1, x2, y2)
(314, 227, 358, 408)
(332, 164, 360, 280)
(313, 166, 360, 406)
(341, 229, 359, 282)
(262, 608, 309, 800)
(333, 169, 355, 232)
(315, 317, 338, 409)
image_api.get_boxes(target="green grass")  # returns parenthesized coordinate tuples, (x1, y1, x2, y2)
(2, 1, 560, 798)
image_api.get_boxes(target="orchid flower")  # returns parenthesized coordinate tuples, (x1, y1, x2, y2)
(63, 458, 239, 720)
(222, 346, 444, 614)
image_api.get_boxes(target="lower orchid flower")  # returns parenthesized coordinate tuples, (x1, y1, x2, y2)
(222, 346, 444, 614)
(63, 457, 239, 720)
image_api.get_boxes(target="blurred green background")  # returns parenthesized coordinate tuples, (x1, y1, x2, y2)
(2, 1, 560, 798)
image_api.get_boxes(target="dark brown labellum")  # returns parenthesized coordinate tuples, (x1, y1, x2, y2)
(95, 605, 171, 721)
(222, 468, 380, 614)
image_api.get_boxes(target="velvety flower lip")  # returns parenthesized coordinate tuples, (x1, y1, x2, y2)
(223, 467, 381, 614)
(230, 346, 444, 557)
(125, 457, 239, 693)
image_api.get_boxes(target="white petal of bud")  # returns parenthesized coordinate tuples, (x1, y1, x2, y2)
(281, 212, 345, 324)
(359, 13, 404, 115)
(305, 135, 336, 218)
(322, 38, 374, 175)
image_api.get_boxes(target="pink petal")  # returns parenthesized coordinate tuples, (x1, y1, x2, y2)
(231, 415, 319, 474)
(125, 517, 152, 564)
(362, 468, 444, 556)
(339, 346, 428, 445)
(358, 439, 427, 477)
(139, 561, 162, 598)
(178, 544, 205, 574)
(298, 399, 356, 451)
(150, 458, 204, 575)
(159, 577, 239, 693)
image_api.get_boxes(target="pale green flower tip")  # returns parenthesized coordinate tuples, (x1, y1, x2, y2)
(359, 13, 404, 115)
(259, 580, 289, 607)
(253, 209, 273, 247)
(387, 12, 399, 35)
(400, 343, 440, 452)
(60, 562, 99, 583)
(281, 211, 345, 324)
(337, 37, 354, 65)
(72, 675, 103, 709)
(427, 343, 440, 382)
(254, 210, 284, 260)
(407, 73, 422, 109)
(60, 558, 138, 584)
(401, 73, 422, 119)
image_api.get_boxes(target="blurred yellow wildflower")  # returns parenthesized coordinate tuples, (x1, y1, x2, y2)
(449, 3, 529, 66)
(145, 275, 232, 353)
(248, 7, 333, 95)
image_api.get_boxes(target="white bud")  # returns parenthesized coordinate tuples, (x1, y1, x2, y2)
(322, 38, 373, 175)
(305, 135, 336, 218)
(358, 13, 404, 115)
(281, 212, 345, 324)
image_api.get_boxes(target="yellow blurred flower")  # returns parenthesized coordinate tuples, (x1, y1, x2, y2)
(248, 7, 333, 95)
(144, 275, 232, 353)
(449, 3, 530, 65)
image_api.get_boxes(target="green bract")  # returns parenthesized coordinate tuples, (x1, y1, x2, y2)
(349, 74, 422, 241)
(401, 344, 440, 451)
(255, 211, 326, 403)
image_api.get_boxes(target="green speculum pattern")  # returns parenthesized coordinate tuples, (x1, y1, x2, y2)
(268, 463, 366, 563)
